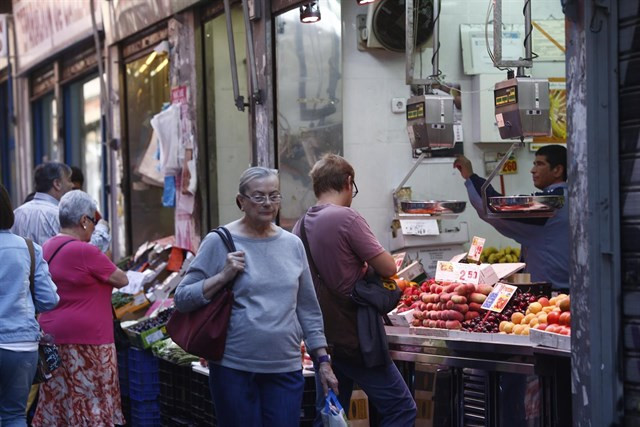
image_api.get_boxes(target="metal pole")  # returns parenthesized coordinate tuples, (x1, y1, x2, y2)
(432, 0, 439, 78)
(523, 0, 532, 61)
(242, 0, 261, 104)
(223, 0, 245, 111)
(481, 140, 522, 215)
(405, 0, 415, 84)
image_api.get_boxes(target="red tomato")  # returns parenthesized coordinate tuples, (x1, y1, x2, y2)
(535, 323, 548, 331)
(559, 312, 571, 326)
(558, 326, 571, 336)
(547, 311, 560, 325)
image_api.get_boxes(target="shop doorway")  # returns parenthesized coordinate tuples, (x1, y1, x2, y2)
(31, 91, 58, 166)
(122, 45, 173, 253)
(201, 6, 250, 229)
(0, 81, 13, 201)
(274, 0, 343, 230)
(63, 75, 104, 213)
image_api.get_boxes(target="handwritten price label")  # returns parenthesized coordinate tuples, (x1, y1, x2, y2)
(399, 219, 439, 236)
(435, 261, 481, 285)
(481, 283, 518, 313)
(467, 236, 486, 262)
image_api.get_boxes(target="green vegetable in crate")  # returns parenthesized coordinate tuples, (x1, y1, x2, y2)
(111, 292, 134, 309)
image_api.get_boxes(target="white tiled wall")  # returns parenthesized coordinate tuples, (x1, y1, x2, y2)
(341, 0, 565, 252)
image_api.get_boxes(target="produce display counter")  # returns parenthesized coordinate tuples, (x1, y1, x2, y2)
(385, 326, 572, 426)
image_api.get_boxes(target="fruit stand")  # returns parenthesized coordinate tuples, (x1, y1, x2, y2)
(387, 268, 573, 426)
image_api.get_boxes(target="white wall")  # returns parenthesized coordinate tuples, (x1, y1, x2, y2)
(341, 0, 565, 252)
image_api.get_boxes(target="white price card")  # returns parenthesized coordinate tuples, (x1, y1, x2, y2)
(133, 293, 146, 305)
(467, 236, 486, 262)
(399, 219, 439, 236)
(435, 261, 481, 285)
(481, 282, 518, 313)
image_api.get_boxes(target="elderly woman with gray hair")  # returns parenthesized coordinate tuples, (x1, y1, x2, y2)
(32, 190, 128, 427)
(175, 166, 338, 427)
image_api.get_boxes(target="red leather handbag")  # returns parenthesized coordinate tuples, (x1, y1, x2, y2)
(166, 227, 236, 361)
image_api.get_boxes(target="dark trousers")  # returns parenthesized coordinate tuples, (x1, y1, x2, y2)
(208, 364, 304, 427)
(313, 357, 416, 427)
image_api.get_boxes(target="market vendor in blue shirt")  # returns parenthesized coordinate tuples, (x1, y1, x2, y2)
(454, 145, 569, 291)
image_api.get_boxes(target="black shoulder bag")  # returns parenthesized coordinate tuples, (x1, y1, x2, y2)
(25, 238, 62, 384)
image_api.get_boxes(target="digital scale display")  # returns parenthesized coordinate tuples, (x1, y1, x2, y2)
(406, 102, 425, 120)
(495, 86, 518, 107)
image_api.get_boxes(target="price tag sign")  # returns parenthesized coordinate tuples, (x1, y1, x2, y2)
(481, 282, 518, 313)
(393, 252, 407, 272)
(467, 236, 486, 262)
(134, 293, 146, 306)
(400, 219, 439, 236)
(435, 261, 481, 285)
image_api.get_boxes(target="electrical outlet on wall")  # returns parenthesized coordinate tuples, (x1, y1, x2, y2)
(391, 98, 406, 113)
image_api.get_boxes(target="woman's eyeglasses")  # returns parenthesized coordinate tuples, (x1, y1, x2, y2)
(241, 192, 283, 204)
(87, 216, 98, 225)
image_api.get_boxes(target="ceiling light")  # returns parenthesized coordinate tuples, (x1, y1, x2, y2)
(300, 2, 321, 23)
(356, 0, 375, 4)
(145, 51, 158, 65)
(154, 58, 169, 73)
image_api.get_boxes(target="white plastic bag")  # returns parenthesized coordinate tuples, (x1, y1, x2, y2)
(321, 390, 349, 427)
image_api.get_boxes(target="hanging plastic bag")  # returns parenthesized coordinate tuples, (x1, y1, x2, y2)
(321, 390, 349, 427)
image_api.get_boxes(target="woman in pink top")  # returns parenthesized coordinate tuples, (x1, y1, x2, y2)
(32, 190, 128, 427)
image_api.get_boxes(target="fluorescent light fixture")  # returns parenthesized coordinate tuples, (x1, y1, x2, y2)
(357, 0, 375, 4)
(154, 58, 169, 73)
(145, 51, 158, 65)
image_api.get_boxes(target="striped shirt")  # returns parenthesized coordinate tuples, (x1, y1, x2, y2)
(11, 193, 60, 246)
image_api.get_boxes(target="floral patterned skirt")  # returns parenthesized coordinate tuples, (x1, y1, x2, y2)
(32, 343, 125, 427)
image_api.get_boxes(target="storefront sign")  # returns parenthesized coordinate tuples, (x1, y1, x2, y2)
(435, 261, 481, 285)
(481, 282, 518, 313)
(103, 0, 199, 45)
(467, 236, 486, 263)
(13, 0, 102, 73)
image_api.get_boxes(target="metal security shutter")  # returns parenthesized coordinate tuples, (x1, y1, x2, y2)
(620, 1, 640, 425)
(461, 369, 489, 426)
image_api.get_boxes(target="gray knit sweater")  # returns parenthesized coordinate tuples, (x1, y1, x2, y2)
(174, 227, 327, 373)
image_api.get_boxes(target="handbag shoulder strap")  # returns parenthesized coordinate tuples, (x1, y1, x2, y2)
(46, 238, 76, 265)
(212, 227, 237, 290)
(298, 214, 323, 283)
(214, 226, 236, 252)
(24, 238, 36, 303)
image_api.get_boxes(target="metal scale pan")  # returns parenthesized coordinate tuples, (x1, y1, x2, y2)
(488, 195, 564, 213)
(400, 200, 467, 215)
(481, 142, 565, 219)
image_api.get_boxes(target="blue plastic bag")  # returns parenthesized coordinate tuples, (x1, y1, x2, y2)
(162, 175, 176, 207)
(321, 390, 349, 427)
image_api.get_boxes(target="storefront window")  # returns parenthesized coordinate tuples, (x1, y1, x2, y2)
(275, 0, 343, 229)
(31, 92, 59, 165)
(123, 49, 172, 252)
(0, 81, 14, 203)
(202, 7, 250, 227)
(64, 76, 103, 212)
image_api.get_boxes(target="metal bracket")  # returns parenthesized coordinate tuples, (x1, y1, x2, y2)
(492, 0, 533, 68)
